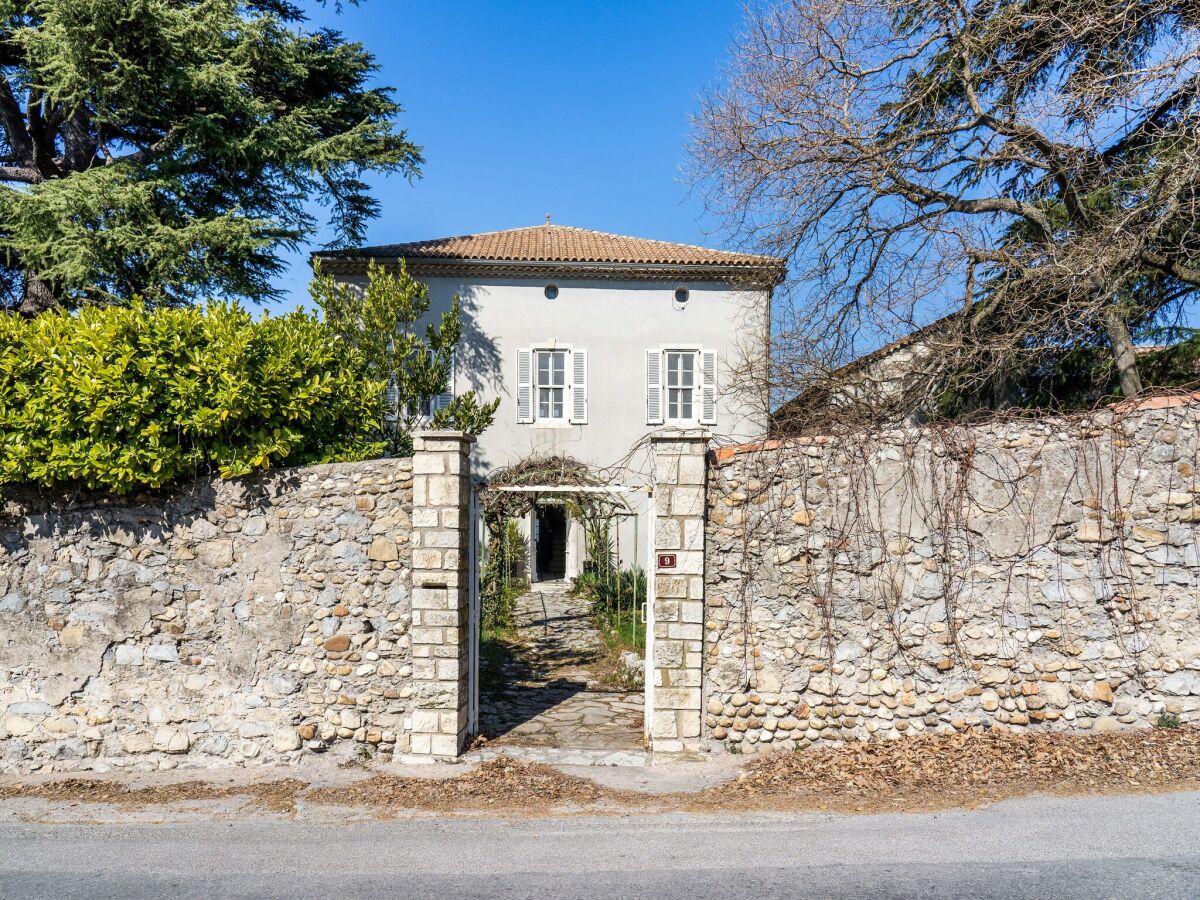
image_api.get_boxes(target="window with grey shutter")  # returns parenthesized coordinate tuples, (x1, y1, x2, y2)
(700, 349, 718, 425)
(645, 349, 663, 425)
(516, 348, 533, 423)
(430, 351, 455, 413)
(570, 349, 588, 424)
(384, 377, 400, 423)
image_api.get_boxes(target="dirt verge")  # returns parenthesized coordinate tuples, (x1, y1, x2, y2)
(4, 727, 1200, 818)
(0, 777, 306, 813)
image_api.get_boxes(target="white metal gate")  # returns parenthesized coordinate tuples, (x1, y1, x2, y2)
(466, 487, 482, 737)
(465, 483, 655, 744)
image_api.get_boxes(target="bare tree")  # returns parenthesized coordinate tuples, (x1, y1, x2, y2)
(691, 0, 1200, 425)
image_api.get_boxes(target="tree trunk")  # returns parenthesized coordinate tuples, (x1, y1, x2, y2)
(1102, 307, 1143, 398)
(18, 273, 58, 316)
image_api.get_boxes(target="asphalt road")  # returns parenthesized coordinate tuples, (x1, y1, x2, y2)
(2, 793, 1199, 899)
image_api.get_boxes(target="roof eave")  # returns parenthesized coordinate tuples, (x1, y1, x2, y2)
(311, 253, 786, 285)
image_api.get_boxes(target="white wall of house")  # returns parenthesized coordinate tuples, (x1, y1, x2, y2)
(336, 270, 770, 581)
(338, 272, 771, 478)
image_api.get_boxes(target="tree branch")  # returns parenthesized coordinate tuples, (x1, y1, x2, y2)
(1141, 251, 1200, 287)
(0, 165, 42, 183)
(0, 78, 31, 166)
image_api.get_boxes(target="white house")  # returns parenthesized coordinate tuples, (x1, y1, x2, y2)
(316, 223, 783, 579)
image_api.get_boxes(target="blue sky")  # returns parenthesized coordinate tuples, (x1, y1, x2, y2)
(272, 0, 747, 313)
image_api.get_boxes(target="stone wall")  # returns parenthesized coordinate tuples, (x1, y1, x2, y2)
(704, 399, 1200, 753)
(0, 458, 414, 773)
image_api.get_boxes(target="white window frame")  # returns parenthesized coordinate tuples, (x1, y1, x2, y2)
(664, 349, 698, 423)
(517, 343, 587, 426)
(535, 348, 569, 423)
(647, 346, 717, 427)
(395, 350, 454, 423)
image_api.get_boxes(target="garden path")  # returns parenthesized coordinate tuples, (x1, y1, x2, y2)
(479, 582, 644, 752)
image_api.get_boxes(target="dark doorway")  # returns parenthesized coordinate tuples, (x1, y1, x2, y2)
(535, 505, 567, 581)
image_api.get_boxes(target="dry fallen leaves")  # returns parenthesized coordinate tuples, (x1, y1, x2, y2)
(714, 726, 1200, 812)
(0, 778, 306, 813)
(306, 755, 628, 812)
(4, 728, 1200, 817)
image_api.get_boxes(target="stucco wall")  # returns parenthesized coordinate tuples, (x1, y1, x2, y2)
(334, 273, 769, 478)
(704, 400, 1200, 752)
(0, 459, 415, 773)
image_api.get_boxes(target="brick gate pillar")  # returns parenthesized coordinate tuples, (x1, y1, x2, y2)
(649, 431, 709, 753)
(408, 431, 474, 759)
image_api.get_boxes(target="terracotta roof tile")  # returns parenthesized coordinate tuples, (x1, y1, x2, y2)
(324, 223, 784, 270)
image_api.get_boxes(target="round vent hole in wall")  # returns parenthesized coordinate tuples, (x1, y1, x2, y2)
(545, 284, 559, 300)
(673, 287, 689, 309)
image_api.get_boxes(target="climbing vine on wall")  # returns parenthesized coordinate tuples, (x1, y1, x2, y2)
(706, 392, 1200, 701)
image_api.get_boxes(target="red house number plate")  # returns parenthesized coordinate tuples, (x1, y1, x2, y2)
(657, 553, 677, 569)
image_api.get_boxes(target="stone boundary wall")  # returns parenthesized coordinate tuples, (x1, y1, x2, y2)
(0, 458, 415, 773)
(704, 400, 1200, 753)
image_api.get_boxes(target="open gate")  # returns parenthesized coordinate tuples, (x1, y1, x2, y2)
(465, 482, 655, 745)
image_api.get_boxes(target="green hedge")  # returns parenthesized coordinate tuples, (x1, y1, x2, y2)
(0, 303, 384, 493)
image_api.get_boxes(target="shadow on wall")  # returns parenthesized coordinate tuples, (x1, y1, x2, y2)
(0, 474, 298, 555)
(0, 473, 300, 711)
(453, 282, 503, 474)
(455, 283, 503, 397)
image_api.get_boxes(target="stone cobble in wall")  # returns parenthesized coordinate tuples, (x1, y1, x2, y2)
(0, 459, 414, 773)
(705, 403, 1200, 753)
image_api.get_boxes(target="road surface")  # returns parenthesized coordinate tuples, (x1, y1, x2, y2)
(2, 792, 1199, 898)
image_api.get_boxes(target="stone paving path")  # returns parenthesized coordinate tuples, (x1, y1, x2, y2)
(480, 583, 644, 752)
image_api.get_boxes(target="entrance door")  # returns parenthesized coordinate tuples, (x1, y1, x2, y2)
(535, 505, 567, 581)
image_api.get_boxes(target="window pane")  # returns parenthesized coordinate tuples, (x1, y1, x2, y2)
(680, 353, 694, 387)
(667, 385, 694, 421)
(666, 352, 679, 387)
(534, 351, 571, 418)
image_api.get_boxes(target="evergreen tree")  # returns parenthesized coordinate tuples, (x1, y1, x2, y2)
(0, 0, 421, 312)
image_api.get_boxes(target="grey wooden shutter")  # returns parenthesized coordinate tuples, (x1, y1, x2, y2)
(645, 349, 663, 425)
(384, 377, 400, 422)
(570, 349, 588, 424)
(516, 348, 534, 423)
(700, 349, 718, 425)
(431, 351, 454, 413)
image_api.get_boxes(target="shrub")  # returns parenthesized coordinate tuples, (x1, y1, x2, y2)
(481, 518, 528, 633)
(577, 564, 647, 653)
(0, 303, 384, 492)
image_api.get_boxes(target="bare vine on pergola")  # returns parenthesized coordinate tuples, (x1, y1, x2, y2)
(477, 454, 645, 637)
(477, 454, 622, 532)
